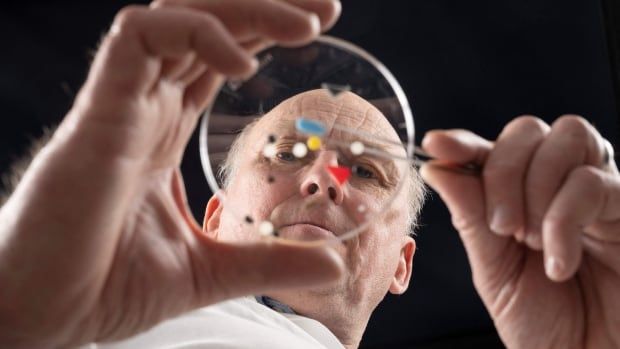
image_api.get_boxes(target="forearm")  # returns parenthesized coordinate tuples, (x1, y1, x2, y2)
(0, 116, 142, 347)
(1, 127, 56, 207)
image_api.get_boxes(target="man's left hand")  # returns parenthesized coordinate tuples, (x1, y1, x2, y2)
(421, 115, 620, 348)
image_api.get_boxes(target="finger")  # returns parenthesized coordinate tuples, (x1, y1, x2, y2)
(184, 71, 225, 111)
(483, 116, 550, 240)
(194, 237, 344, 305)
(91, 5, 257, 98)
(281, 0, 342, 31)
(183, 39, 279, 108)
(420, 163, 520, 300)
(177, 60, 207, 86)
(525, 116, 606, 248)
(421, 129, 493, 165)
(542, 166, 607, 281)
(160, 52, 197, 81)
(602, 138, 619, 174)
(420, 130, 521, 299)
(240, 37, 275, 55)
(153, 0, 332, 46)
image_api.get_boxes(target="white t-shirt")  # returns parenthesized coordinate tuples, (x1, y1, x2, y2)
(83, 297, 344, 349)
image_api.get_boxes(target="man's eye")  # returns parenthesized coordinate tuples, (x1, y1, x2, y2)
(352, 165, 375, 179)
(276, 152, 296, 162)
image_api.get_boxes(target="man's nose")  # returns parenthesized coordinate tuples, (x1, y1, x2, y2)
(299, 151, 344, 205)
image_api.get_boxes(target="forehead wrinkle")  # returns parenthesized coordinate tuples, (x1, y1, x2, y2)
(297, 92, 343, 134)
(338, 100, 397, 142)
(328, 109, 404, 159)
(313, 96, 391, 142)
(347, 105, 373, 138)
(249, 89, 402, 153)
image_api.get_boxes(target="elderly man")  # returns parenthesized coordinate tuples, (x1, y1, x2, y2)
(86, 88, 424, 348)
(1, 0, 619, 348)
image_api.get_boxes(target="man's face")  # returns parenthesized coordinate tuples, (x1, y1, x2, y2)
(204, 89, 415, 314)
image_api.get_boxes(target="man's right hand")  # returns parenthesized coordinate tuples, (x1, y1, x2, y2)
(0, 1, 343, 348)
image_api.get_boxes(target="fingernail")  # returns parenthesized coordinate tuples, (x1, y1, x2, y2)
(526, 223, 541, 237)
(515, 229, 525, 243)
(250, 57, 259, 70)
(234, 57, 259, 81)
(490, 206, 513, 236)
(525, 233, 542, 250)
(545, 257, 564, 280)
(419, 164, 432, 182)
(246, 57, 259, 76)
(308, 13, 321, 35)
(421, 130, 441, 148)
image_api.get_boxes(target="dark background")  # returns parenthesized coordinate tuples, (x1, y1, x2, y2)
(1, 1, 618, 348)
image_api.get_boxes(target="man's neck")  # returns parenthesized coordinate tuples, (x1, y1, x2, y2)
(322, 316, 365, 349)
(264, 292, 370, 349)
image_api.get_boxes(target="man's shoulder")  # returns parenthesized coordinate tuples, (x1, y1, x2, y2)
(89, 298, 339, 349)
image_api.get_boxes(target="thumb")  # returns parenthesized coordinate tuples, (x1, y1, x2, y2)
(420, 130, 517, 296)
(194, 238, 345, 305)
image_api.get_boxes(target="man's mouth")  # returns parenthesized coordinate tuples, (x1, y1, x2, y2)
(278, 222, 336, 241)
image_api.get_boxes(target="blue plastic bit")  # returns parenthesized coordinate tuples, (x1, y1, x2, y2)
(295, 118, 326, 136)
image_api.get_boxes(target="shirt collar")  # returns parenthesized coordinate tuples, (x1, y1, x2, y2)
(255, 295, 297, 314)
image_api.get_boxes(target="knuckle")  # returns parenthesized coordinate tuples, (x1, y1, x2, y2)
(552, 115, 591, 141)
(192, 15, 230, 47)
(507, 115, 550, 137)
(451, 213, 486, 237)
(482, 161, 518, 182)
(569, 166, 603, 188)
(114, 5, 146, 30)
(196, 11, 219, 29)
(151, 0, 175, 7)
(544, 214, 572, 234)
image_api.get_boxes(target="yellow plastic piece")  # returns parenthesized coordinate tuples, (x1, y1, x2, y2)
(307, 136, 322, 151)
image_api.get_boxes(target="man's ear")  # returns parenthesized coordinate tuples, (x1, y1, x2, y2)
(389, 236, 416, 295)
(203, 195, 223, 238)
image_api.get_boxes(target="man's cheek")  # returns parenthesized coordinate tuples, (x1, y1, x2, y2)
(347, 192, 382, 225)
(232, 175, 293, 218)
(343, 236, 363, 275)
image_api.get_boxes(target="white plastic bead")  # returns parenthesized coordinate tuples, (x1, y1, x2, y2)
(258, 221, 275, 236)
(350, 141, 365, 156)
(292, 142, 308, 158)
(262, 144, 277, 158)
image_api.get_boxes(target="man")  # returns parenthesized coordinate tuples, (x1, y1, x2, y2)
(0, 0, 619, 348)
(90, 88, 423, 348)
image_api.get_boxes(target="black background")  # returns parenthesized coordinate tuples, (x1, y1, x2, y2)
(1, 1, 618, 348)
